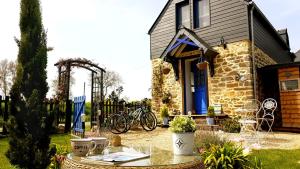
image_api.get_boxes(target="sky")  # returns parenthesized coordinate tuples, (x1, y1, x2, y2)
(0, 0, 299, 101)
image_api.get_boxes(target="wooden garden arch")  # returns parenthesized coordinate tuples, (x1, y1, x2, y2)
(54, 58, 105, 128)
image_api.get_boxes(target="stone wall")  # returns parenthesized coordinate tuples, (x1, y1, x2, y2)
(208, 40, 253, 115)
(151, 59, 182, 116)
(151, 40, 276, 116)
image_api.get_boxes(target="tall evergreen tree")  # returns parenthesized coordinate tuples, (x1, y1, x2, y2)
(6, 0, 54, 168)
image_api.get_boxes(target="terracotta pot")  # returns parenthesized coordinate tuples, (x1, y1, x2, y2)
(196, 61, 208, 70)
(162, 67, 171, 74)
(162, 62, 171, 74)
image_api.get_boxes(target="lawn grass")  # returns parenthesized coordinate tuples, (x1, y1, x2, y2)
(250, 149, 300, 169)
(0, 134, 71, 169)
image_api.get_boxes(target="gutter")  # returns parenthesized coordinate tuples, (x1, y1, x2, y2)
(245, 0, 257, 100)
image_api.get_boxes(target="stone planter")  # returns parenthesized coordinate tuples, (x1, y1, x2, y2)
(162, 117, 169, 126)
(172, 132, 194, 155)
(206, 117, 215, 125)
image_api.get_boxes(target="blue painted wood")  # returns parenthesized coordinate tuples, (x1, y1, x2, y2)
(167, 36, 189, 52)
(166, 36, 198, 53)
(73, 96, 86, 134)
(192, 61, 208, 115)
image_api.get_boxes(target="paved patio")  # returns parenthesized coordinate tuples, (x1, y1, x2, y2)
(88, 127, 300, 151)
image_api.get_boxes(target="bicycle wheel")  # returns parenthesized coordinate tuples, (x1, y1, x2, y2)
(109, 114, 127, 134)
(140, 112, 157, 131)
(124, 115, 132, 132)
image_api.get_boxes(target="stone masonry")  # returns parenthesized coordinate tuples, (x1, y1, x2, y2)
(151, 40, 276, 116)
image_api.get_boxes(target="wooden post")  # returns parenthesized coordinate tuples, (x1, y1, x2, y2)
(64, 99, 72, 133)
(100, 71, 104, 101)
(91, 72, 94, 128)
(3, 96, 9, 134)
(0, 96, 2, 117)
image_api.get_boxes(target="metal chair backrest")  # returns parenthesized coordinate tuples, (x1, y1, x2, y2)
(261, 98, 277, 119)
(243, 99, 261, 120)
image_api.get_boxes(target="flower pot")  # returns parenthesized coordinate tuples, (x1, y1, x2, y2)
(196, 61, 208, 70)
(162, 117, 169, 126)
(206, 117, 215, 125)
(172, 132, 194, 155)
(162, 62, 171, 74)
(162, 67, 171, 74)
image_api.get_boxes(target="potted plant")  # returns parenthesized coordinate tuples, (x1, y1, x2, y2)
(160, 106, 169, 126)
(206, 106, 215, 125)
(169, 116, 196, 155)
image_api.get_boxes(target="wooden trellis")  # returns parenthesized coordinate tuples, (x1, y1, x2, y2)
(54, 58, 105, 130)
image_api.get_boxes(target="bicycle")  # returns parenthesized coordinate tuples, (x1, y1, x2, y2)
(122, 106, 157, 132)
(103, 113, 127, 134)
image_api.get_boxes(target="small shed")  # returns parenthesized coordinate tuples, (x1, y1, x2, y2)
(259, 62, 300, 130)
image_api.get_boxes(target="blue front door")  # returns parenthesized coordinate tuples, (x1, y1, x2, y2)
(192, 61, 208, 115)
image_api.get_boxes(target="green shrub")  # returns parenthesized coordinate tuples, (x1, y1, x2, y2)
(169, 116, 196, 133)
(160, 106, 169, 118)
(207, 106, 215, 117)
(162, 92, 172, 104)
(202, 142, 250, 169)
(49, 144, 69, 169)
(194, 131, 227, 152)
(222, 117, 241, 133)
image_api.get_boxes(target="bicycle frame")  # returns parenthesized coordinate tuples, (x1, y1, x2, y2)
(128, 108, 143, 123)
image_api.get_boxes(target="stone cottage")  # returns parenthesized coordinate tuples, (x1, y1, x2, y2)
(148, 0, 294, 115)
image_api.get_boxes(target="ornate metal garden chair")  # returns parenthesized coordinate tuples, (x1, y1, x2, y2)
(257, 98, 277, 133)
(238, 99, 262, 134)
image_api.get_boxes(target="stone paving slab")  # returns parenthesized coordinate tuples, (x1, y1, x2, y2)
(86, 127, 300, 150)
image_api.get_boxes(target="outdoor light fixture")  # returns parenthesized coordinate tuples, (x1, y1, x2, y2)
(235, 72, 246, 81)
(219, 36, 227, 49)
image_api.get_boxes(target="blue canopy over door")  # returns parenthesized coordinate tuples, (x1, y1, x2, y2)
(192, 61, 208, 115)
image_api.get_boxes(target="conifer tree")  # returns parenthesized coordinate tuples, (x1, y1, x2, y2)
(5, 0, 54, 168)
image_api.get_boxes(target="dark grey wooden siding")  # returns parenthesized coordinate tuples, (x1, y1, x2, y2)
(253, 14, 291, 63)
(194, 0, 249, 46)
(150, 0, 250, 59)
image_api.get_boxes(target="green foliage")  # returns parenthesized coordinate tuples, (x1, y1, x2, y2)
(169, 116, 196, 133)
(5, 0, 54, 168)
(194, 131, 227, 152)
(84, 102, 91, 122)
(222, 117, 241, 133)
(49, 144, 69, 169)
(162, 91, 172, 104)
(202, 142, 250, 169)
(250, 149, 300, 169)
(207, 106, 215, 117)
(160, 106, 169, 118)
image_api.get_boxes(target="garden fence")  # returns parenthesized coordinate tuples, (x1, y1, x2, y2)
(0, 95, 9, 134)
(97, 100, 150, 124)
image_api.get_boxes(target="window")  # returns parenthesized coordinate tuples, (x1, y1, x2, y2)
(176, 1, 190, 30)
(280, 79, 300, 91)
(194, 0, 210, 28)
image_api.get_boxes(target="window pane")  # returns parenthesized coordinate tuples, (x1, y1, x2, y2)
(181, 4, 190, 28)
(177, 2, 190, 29)
(195, 0, 210, 28)
(280, 80, 299, 91)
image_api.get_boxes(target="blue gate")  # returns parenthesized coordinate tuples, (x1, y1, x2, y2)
(73, 96, 86, 135)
